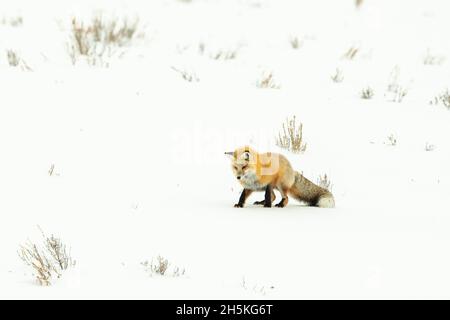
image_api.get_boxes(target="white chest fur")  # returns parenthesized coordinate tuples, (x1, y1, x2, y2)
(240, 172, 266, 190)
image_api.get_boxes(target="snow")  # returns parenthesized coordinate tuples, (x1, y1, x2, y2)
(0, 0, 449, 299)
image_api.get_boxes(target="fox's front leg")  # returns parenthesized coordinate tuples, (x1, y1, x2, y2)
(234, 189, 253, 208)
(263, 184, 273, 207)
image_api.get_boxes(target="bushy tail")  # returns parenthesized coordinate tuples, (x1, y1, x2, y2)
(289, 172, 335, 208)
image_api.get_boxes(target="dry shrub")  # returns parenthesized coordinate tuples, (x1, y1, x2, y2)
(385, 134, 397, 146)
(141, 256, 185, 277)
(317, 174, 333, 192)
(6, 49, 19, 67)
(210, 49, 238, 60)
(360, 86, 374, 99)
(388, 85, 408, 103)
(177, 41, 231, 57)
(6, 50, 32, 71)
(425, 142, 435, 152)
(423, 49, 446, 66)
(1, 16, 23, 27)
(171, 66, 199, 82)
(430, 89, 450, 109)
(241, 277, 275, 296)
(198, 42, 206, 55)
(289, 36, 303, 49)
(44, 234, 73, 271)
(256, 71, 280, 89)
(18, 228, 75, 286)
(331, 68, 344, 83)
(68, 15, 141, 66)
(386, 67, 408, 103)
(342, 46, 359, 60)
(150, 256, 169, 275)
(276, 116, 307, 153)
(18, 243, 54, 286)
(48, 164, 55, 176)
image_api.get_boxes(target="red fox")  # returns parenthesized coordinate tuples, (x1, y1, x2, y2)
(225, 146, 335, 208)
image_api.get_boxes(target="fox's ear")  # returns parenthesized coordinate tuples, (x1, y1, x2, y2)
(243, 152, 250, 161)
(224, 151, 234, 159)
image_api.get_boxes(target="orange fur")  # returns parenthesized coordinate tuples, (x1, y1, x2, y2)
(227, 146, 335, 208)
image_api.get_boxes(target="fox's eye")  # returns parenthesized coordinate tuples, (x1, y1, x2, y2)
(233, 166, 238, 170)
(242, 165, 248, 170)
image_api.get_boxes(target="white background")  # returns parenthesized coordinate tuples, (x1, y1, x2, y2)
(0, 0, 449, 299)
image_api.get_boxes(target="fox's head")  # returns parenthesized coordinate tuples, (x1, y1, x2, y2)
(225, 146, 258, 181)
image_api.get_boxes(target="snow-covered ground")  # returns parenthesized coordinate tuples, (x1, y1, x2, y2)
(1, 0, 449, 299)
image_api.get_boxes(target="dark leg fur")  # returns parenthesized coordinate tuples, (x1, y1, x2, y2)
(275, 197, 288, 207)
(234, 189, 252, 208)
(263, 185, 273, 207)
(254, 189, 275, 205)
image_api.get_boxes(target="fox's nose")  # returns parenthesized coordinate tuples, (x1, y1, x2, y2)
(237, 176, 241, 180)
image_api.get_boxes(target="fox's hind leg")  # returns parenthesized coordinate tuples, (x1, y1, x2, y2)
(234, 189, 253, 208)
(253, 188, 275, 206)
(275, 187, 289, 207)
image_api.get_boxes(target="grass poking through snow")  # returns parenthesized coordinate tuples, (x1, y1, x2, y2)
(430, 89, 450, 109)
(171, 66, 199, 82)
(18, 227, 75, 286)
(360, 86, 374, 99)
(256, 71, 280, 89)
(6, 50, 32, 71)
(68, 15, 141, 66)
(384, 134, 397, 146)
(141, 256, 185, 277)
(276, 116, 307, 154)
(331, 68, 344, 83)
(317, 174, 333, 192)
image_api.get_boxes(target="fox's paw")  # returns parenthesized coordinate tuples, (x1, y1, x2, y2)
(234, 203, 244, 208)
(263, 204, 272, 208)
(275, 198, 288, 208)
(253, 200, 265, 205)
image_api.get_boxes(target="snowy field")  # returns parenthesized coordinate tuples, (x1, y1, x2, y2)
(1, 0, 449, 299)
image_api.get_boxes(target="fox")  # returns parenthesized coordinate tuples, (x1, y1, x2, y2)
(225, 146, 335, 208)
